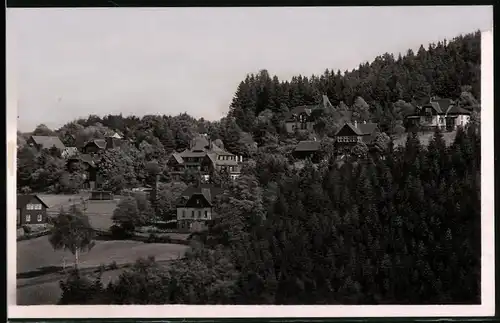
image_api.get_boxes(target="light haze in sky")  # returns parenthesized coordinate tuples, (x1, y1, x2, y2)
(7, 6, 492, 131)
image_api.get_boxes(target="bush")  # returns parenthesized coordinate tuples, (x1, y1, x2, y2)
(109, 261, 119, 270)
(22, 225, 32, 234)
(110, 225, 132, 240)
(146, 233, 158, 243)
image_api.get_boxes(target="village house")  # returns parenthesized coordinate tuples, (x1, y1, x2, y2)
(405, 97, 471, 131)
(334, 121, 380, 153)
(167, 135, 242, 182)
(83, 139, 107, 154)
(176, 184, 223, 232)
(26, 135, 66, 152)
(284, 95, 335, 133)
(17, 194, 49, 227)
(82, 133, 124, 154)
(66, 154, 99, 190)
(293, 140, 322, 163)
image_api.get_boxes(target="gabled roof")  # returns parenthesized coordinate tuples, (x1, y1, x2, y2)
(179, 184, 223, 206)
(179, 150, 207, 158)
(85, 139, 107, 149)
(335, 123, 362, 136)
(30, 136, 66, 150)
(445, 105, 471, 115)
(422, 102, 443, 114)
(334, 122, 378, 136)
(17, 194, 48, 209)
(68, 153, 98, 167)
(295, 140, 321, 152)
(170, 153, 184, 164)
(190, 136, 210, 150)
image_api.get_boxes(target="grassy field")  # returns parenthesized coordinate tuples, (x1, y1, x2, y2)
(393, 131, 457, 148)
(84, 199, 120, 230)
(17, 235, 188, 277)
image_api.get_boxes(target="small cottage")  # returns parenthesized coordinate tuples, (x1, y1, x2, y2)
(17, 194, 49, 227)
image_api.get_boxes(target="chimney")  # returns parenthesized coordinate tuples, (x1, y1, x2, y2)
(364, 121, 367, 124)
(354, 120, 358, 128)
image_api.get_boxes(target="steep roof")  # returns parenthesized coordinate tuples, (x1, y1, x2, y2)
(30, 136, 66, 150)
(295, 140, 321, 152)
(334, 122, 378, 136)
(335, 123, 362, 136)
(179, 184, 224, 205)
(85, 139, 107, 149)
(17, 194, 48, 209)
(445, 105, 471, 115)
(171, 153, 184, 164)
(190, 136, 210, 150)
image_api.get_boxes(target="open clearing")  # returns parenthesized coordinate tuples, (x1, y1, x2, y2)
(393, 131, 457, 148)
(17, 235, 189, 278)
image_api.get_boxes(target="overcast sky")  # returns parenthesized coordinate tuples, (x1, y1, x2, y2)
(7, 6, 492, 131)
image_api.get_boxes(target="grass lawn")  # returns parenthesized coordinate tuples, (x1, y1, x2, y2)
(393, 131, 457, 148)
(17, 235, 189, 279)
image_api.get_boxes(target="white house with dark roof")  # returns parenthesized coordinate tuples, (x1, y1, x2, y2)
(176, 184, 224, 231)
(405, 97, 471, 131)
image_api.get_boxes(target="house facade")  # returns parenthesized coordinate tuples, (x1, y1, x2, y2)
(176, 184, 223, 232)
(67, 154, 99, 190)
(405, 98, 471, 131)
(17, 194, 49, 226)
(27, 136, 66, 152)
(167, 136, 242, 181)
(334, 121, 380, 153)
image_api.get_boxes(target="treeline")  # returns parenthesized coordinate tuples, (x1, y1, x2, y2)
(228, 31, 480, 134)
(60, 123, 481, 305)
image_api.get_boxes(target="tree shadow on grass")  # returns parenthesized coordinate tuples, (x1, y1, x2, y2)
(17, 265, 64, 279)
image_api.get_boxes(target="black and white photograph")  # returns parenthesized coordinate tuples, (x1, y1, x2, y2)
(7, 5, 494, 318)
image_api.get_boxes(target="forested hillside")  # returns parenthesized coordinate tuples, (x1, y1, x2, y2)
(228, 31, 481, 135)
(36, 31, 484, 305)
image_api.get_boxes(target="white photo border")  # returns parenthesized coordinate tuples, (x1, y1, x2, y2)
(6, 22, 495, 319)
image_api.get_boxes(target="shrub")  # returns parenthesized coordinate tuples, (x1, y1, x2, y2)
(109, 261, 119, 270)
(146, 233, 158, 243)
(22, 225, 32, 234)
(110, 225, 131, 240)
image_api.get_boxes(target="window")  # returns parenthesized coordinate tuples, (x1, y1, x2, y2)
(182, 210, 186, 218)
(198, 211, 201, 218)
(191, 211, 195, 218)
(37, 214, 42, 222)
(204, 210, 208, 218)
(26, 215, 31, 222)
